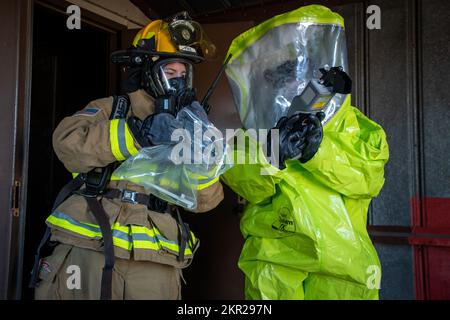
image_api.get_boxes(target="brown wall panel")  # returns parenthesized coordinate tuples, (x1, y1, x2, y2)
(194, 21, 254, 132)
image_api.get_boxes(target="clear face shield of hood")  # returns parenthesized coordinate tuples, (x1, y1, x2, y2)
(226, 22, 349, 130)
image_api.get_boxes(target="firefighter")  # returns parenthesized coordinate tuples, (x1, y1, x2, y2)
(31, 12, 224, 300)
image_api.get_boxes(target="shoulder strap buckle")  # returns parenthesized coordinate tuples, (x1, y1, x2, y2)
(120, 189, 138, 204)
(79, 166, 112, 197)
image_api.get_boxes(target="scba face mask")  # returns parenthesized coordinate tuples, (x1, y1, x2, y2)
(152, 59, 197, 115)
(226, 6, 350, 130)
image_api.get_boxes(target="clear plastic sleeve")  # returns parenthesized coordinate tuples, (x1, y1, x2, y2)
(112, 103, 231, 210)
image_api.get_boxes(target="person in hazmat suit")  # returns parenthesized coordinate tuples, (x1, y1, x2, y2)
(30, 12, 224, 300)
(221, 5, 389, 299)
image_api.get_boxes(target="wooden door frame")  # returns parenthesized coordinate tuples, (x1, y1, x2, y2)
(0, 0, 33, 300)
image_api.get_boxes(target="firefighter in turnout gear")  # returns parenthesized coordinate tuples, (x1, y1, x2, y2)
(31, 12, 224, 300)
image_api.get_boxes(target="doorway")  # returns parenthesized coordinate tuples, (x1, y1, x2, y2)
(22, 3, 116, 299)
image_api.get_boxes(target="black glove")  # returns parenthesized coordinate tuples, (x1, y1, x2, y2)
(319, 66, 352, 94)
(269, 112, 325, 169)
(183, 100, 210, 124)
(127, 112, 183, 147)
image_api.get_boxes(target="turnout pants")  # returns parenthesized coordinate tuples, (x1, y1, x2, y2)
(35, 244, 182, 300)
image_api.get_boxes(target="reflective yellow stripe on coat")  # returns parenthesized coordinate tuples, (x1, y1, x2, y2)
(110, 119, 139, 161)
(46, 211, 196, 257)
(186, 171, 220, 191)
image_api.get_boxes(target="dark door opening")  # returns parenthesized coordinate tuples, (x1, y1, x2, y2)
(22, 3, 114, 299)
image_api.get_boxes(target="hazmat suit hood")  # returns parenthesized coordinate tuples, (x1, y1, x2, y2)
(225, 5, 348, 130)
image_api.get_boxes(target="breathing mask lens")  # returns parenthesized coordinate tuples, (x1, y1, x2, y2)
(156, 60, 193, 95)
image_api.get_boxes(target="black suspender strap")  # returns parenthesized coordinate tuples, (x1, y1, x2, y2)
(84, 196, 115, 300)
(52, 175, 84, 212)
(29, 228, 51, 289)
(175, 207, 189, 262)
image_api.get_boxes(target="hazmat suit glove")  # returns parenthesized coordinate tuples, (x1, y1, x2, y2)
(127, 113, 184, 147)
(299, 112, 325, 163)
(271, 111, 325, 169)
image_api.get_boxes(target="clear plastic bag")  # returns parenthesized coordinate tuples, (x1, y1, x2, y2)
(112, 103, 231, 210)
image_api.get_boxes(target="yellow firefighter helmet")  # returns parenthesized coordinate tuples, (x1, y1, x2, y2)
(131, 12, 216, 63)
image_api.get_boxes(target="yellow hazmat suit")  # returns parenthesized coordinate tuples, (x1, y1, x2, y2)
(222, 5, 389, 299)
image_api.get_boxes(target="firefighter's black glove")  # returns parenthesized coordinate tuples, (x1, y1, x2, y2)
(183, 101, 210, 124)
(269, 111, 325, 169)
(127, 113, 183, 147)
